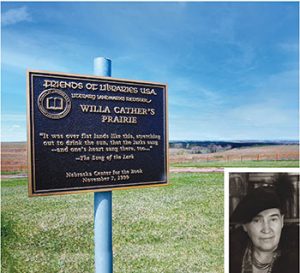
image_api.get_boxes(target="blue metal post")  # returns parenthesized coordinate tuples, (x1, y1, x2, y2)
(93, 57, 113, 273)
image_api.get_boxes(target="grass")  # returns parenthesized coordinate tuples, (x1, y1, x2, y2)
(1, 179, 27, 187)
(171, 160, 299, 168)
(1, 173, 224, 273)
(1, 171, 27, 175)
(1, 160, 298, 176)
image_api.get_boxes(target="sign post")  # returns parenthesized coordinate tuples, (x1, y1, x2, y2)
(93, 57, 113, 273)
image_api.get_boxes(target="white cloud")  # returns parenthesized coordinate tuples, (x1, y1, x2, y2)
(169, 77, 223, 109)
(228, 103, 294, 127)
(2, 6, 31, 26)
(1, 114, 27, 142)
(1, 30, 80, 72)
(169, 68, 299, 141)
(2, 48, 69, 72)
(278, 42, 298, 53)
(1, 126, 26, 142)
(1, 114, 26, 122)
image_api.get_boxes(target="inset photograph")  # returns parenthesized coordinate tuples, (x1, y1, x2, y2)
(225, 168, 299, 273)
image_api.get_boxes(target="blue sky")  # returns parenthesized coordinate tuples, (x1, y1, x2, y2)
(1, 2, 299, 141)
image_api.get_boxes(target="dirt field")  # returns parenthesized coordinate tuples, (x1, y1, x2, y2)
(1, 142, 27, 172)
(169, 144, 299, 163)
(1, 142, 299, 172)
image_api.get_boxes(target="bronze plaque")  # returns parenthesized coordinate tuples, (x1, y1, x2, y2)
(27, 71, 168, 196)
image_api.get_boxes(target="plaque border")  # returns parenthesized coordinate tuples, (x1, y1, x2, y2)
(27, 70, 169, 196)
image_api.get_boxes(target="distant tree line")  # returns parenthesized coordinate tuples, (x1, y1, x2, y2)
(171, 142, 232, 154)
(189, 144, 232, 154)
(169, 140, 297, 154)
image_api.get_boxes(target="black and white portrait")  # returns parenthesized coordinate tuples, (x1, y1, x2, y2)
(225, 169, 299, 273)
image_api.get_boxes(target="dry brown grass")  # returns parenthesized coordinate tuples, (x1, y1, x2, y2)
(1, 142, 27, 172)
(170, 145, 299, 163)
(1, 142, 299, 172)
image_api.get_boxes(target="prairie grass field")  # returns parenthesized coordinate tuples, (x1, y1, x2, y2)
(1, 173, 224, 273)
(1, 142, 299, 173)
(171, 160, 300, 168)
(1, 154, 298, 272)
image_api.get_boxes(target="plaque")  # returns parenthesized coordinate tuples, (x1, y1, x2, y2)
(27, 71, 168, 196)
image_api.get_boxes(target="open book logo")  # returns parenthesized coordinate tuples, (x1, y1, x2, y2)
(38, 89, 71, 119)
(46, 97, 64, 110)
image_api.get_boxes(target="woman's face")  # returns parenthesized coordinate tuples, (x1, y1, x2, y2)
(243, 208, 284, 253)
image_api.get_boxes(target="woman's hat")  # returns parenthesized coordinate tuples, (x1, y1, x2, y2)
(230, 187, 281, 224)
(230, 174, 294, 224)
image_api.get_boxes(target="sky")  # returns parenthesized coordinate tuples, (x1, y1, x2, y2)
(1, 1, 299, 141)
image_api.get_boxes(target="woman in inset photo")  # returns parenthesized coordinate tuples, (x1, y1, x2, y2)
(229, 172, 299, 273)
